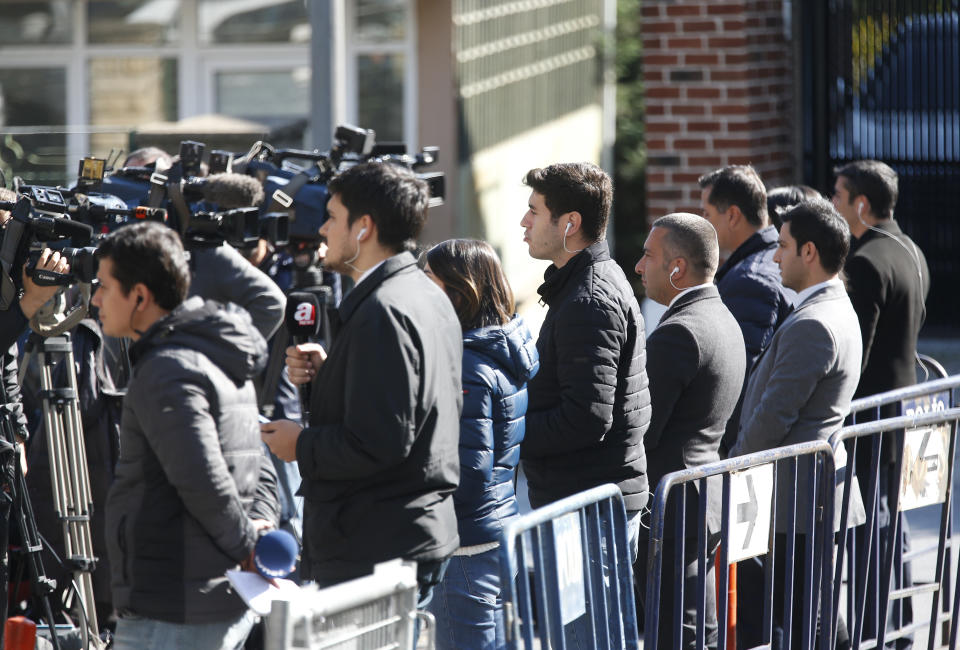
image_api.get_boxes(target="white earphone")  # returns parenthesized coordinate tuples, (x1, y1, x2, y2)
(345, 226, 367, 268)
(564, 222, 572, 234)
(668, 266, 681, 291)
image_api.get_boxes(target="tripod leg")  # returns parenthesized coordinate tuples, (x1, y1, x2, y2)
(10, 448, 62, 650)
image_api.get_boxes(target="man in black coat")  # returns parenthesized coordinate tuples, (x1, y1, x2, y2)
(634, 213, 746, 650)
(518, 162, 650, 557)
(698, 165, 795, 453)
(833, 160, 929, 399)
(264, 162, 462, 599)
(833, 160, 930, 649)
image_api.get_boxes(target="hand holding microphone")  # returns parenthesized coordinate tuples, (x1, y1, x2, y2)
(285, 343, 326, 385)
(283, 292, 323, 425)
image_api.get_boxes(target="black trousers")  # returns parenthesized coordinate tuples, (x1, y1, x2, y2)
(636, 535, 720, 650)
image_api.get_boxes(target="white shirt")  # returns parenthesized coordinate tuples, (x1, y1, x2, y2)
(794, 276, 843, 308)
(668, 282, 715, 308)
(354, 259, 386, 288)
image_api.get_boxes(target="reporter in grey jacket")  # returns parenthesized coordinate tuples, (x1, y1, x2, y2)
(93, 223, 279, 650)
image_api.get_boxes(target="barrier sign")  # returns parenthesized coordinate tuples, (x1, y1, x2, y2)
(552, 512, 586, 625)
(900, 392, 951, 511)
(728, 464, 774, 562)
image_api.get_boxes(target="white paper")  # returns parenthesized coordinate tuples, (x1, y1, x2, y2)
(226, 570, 302, 616)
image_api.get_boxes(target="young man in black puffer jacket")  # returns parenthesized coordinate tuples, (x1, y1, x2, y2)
(519, 163, 651, 558)
(92, 222, 279, 650)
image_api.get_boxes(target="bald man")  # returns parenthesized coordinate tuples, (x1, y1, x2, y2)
(634, 212, 746, 650)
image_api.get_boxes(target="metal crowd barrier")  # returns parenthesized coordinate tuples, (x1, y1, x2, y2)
(644, 441, 836, 650)
(832, 386, 960, 650)
(499, 483, 639, 650)
(264, 559, 423, 650)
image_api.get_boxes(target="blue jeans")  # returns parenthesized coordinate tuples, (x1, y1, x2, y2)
(112, 610, 257, 650)
(556, 510, 644, 650)
(425, 548, 505, 650)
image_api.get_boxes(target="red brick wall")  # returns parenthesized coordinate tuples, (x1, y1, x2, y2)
(641, 0, 796, 222)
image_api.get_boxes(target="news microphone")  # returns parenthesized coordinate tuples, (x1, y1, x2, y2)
(183, 173, 265, 209)
(254, 529, 298, 579)
(285, 291, 321, 425)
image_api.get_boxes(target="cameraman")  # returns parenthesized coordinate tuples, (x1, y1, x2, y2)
(188, 240, 285, 340)
(0, 189, 69, 645)
(0, 188, 67, 436)
(0, 190, 73, 352)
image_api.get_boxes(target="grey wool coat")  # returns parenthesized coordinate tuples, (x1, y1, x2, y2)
(644, 285, 746, 538)
(731, 280, 865, 531)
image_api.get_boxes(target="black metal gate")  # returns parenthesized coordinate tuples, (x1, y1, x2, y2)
(802, 1, 960, 331)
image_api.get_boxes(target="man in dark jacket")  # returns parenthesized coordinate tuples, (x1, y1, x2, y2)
(698, 165, 795, 453)
(263, 162, 462, 600)
(833, 160, 929, 399)
(634, 213, 746, 650)
(93, 223, 279, 650)
(518, 162, 650, 555)
(833, 160, 930, 649)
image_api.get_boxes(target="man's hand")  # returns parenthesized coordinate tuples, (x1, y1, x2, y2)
(260, 419, 303, 462)
(286, 343, 326, 385)
(20, 249, 69, 319)
(240, 518, 277, 580)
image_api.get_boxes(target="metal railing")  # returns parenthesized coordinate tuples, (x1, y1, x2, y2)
(499, 483, 639, 650)
(831, 405, 960, 650)
(264, 559, 422, 650)
(644, 441, 837, 650)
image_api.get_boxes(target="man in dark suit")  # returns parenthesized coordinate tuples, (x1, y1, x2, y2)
(833, 160, 930, 649)
(634, 212, 746, 650)
(698, 165, 796, 453)
(833, 160, 929, 400)
(263, 162, 462, 600)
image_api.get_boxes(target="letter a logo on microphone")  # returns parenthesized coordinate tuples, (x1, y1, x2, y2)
(294, 302, 316, 327)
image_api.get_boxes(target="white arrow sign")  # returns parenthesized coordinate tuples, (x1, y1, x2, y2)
(728, 464, 774, 563)
(900, 424, 950, 511)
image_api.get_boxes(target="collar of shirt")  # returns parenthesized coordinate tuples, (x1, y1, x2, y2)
(794, 276, 843, 308)
(354, 259, 386, 288)
(668, 282, 715, 307)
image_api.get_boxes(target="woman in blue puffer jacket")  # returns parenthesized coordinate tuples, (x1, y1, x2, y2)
(423, 239, 539, 650)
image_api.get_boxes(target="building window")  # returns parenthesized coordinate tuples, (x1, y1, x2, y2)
(197, 0, 310, 45)
(0, 0, 309, 184)
(0, 68, 68, 184)
(87, 0, 182, 45)
(345, 0, 416, 146)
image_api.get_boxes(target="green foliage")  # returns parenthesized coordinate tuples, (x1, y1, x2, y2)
(613, 0, 646, 294)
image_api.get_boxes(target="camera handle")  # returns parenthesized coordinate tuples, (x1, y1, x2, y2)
(29, 283, 92, 338)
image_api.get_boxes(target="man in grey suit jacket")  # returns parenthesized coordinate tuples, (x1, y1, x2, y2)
(732, 197, 863, 650)
(635, 213, 746, 650)
(732, 198, 862, 457)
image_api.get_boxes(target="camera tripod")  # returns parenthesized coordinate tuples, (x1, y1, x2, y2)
(10, 332, 103, 649)
(0, 397, 61, 650)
